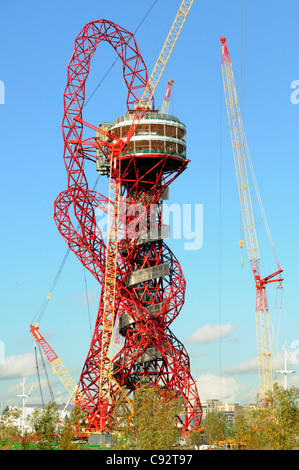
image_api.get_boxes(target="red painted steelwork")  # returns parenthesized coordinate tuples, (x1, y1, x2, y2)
(30, 324, 58, 363)
(54, 19, 202, 434)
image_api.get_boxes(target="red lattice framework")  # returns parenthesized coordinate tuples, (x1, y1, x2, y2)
(54, 19, 202, 434)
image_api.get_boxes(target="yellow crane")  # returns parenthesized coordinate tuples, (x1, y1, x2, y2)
(98, 0, 194, 422)
(220, 36, 283, 405)
(134, 0, 193, 114)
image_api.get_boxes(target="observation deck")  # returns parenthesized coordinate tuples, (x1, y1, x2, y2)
(96, 109, 187, 179)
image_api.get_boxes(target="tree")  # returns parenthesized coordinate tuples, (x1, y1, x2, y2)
(234, 384, 299, 450)
(271, 383, 299, 449)
(0, 402, 89, 450)
(187, 424, 205, 448)
(59, 405, 87, 450)
(0, 407, 22, 442)
(111, 383, 183, 450)
(28, 401, 61, 449)
(203, 410, 226, 447)
(233, 408, 251, 449)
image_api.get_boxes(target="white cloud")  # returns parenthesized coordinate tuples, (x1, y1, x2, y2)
(1, 379, 37, 406)
(1, 375, 70, 407)
(0, 352, 36, 380)
(0, 352, 74, 406)
(187, 323, 237, 345)
(222, 357, 258, 375)
(222, 350, 299, 377)
(196, 373, 256, 404)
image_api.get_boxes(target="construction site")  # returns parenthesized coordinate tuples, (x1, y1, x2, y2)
(0, 0, 298, 453)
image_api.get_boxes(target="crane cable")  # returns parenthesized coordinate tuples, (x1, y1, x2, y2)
(84, 0, 159, 109)
(31, 246, 72, 326)
(31, 0, 160, 328)
(34, 339, 56, 406)
(34, 343, 45, 408)
(219, 55, 223, 402)
(239, 1, 246, 264)
(37, 343, 55, 402)
(235, 1, 283, 384)
(240, 0, 279, 269)
(239, 1, 283, 371)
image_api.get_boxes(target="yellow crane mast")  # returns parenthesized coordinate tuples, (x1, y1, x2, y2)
(98, 175, 120, 419)
(220, 36, 283, 405)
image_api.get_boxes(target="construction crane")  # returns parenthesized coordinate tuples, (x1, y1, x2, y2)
(219, 36, 284, 405)
(161, 79, 174, 114)
(30, 323, 134, 431)
(29, 323, 88, 409)
(130, 0, 193, 130)
(97, 0, 194, 428)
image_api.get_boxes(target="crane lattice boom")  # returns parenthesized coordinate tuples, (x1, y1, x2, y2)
(220, 36, 283, 404)
(30, 323, 88, 408)
(136, 1, 193, 109)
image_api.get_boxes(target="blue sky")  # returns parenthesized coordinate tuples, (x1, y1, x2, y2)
(0, 0, 298, 409)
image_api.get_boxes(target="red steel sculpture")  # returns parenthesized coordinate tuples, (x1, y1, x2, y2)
(54, 19, 202, 434)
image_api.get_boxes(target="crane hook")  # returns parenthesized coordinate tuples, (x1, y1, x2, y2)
(239, 240, 244, 268)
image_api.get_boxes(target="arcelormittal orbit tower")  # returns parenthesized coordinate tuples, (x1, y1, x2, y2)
(54, 12, 201, 435)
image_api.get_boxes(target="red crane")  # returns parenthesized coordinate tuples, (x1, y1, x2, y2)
(30, 323, 88, 408)
(220, 36, 284, 404)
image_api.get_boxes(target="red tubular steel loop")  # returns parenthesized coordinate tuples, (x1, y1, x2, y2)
(54, 19, 202, 434)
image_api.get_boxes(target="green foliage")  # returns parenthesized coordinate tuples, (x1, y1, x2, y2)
(234, 384, 299, 450)
(111, 383, 183, 450)
(0, 402, 89, 450)
(0, 407, 22, 441)
(2, 383, 297, 450)
(202, 410, 226, 447)
(187, 424, 205, 448)
(28, 401, 61, 449)
(59, 405, 87, 450)
(189, 384, 299, 450)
